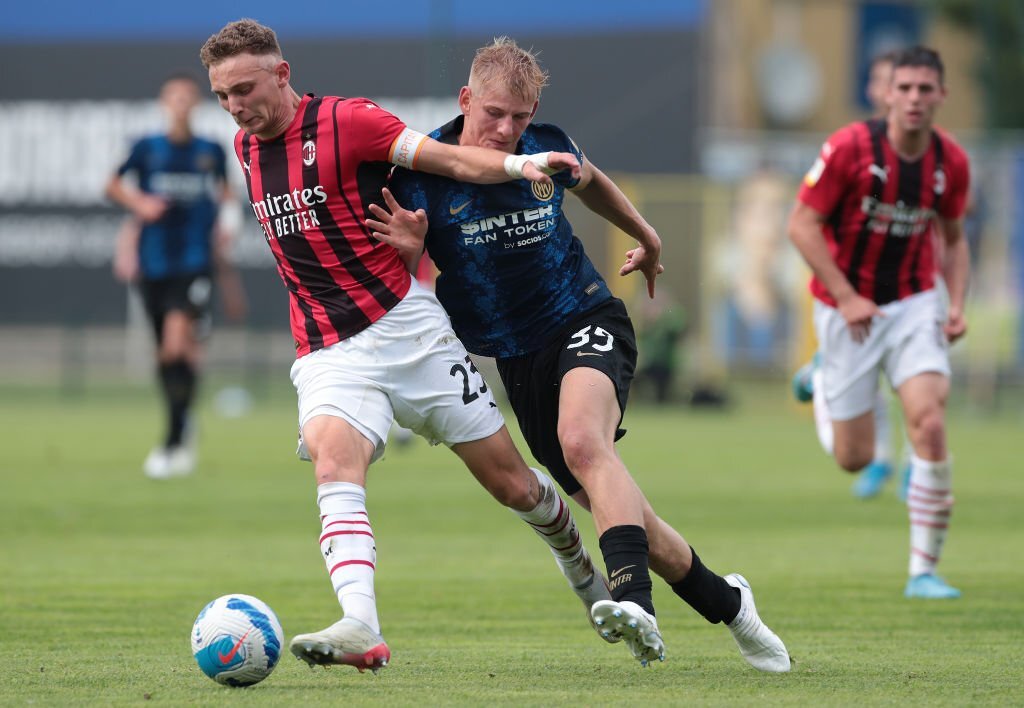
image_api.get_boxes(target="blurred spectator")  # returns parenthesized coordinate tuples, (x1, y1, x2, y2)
(713, 163, 799, 369)
(634, 289, 687, 404)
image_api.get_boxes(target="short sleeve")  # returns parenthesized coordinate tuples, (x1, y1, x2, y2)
(797, 126, 857, 217)
(116, 139, 146, 177)
(341, 98, 409, 164)
(939, 140, 970, 220)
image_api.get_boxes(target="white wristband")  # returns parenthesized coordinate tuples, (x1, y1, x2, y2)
(503, 152, 554, 179)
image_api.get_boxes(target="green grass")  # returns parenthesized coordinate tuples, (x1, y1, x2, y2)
(1, 381, 1022, 706)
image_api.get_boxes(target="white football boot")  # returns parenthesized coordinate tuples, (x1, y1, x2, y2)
(165, 444, 196, 477)
(143, 447, 172, 479)
(290, 617, 390, 673)
(577, 572, 621, 644)
(724, 573, 791, 672)
(591, 600, 665, 666)
(558, 550, 620, 643)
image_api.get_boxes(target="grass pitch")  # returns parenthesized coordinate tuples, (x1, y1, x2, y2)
(1, 380, 1021, 706)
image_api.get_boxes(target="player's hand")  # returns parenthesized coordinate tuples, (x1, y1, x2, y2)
(944, 306, 967, 343)
(836, 292, 883, 343)
(524, 151, 580, 183)
(134, 194, 169, 223)
(366, 188, 428, 261)
(619, 238, 664, 298)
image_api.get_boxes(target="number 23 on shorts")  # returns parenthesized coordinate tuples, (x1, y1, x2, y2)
(449, 354, 490, 405)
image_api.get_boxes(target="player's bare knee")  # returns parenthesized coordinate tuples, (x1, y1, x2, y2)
(910, 410, 947, 458)
(834, 447, 872, 473)
(483, 470, 535, 510)
(560, 446, 597, 482)
(311, 453, 363, 486)
(557, 429, 604, 478)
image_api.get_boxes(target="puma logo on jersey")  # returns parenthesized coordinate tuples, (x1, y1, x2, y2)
(868, 164, 889, 182)
(243, 160, 252, 174)
(449, 199, 473, 215)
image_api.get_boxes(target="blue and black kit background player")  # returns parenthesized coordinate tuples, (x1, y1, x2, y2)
(116, 134, 226, 328)
(116, 132, 227, 447)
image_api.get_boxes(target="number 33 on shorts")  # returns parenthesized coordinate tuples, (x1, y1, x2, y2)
(566, 325, 614, 356)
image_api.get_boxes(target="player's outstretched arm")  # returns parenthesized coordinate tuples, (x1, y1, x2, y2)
(366, 188, 428, 274)
(415, 138, 580, 184)
(571, 161, 663, 297)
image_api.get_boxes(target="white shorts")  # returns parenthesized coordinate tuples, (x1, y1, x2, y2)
(813, 289, 950, 421)
(290, 278, 505, 463)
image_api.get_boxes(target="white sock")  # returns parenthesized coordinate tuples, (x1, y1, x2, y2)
(317, 481, 381, 635)
(899, 431, 913, 472)
(906, 455, 953, 577)
(811, 367, 834, 455)
(872, 391, 891, 463)
(513, 468, 593, 588)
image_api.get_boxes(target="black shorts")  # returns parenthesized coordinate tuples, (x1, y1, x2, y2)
(139, 272, 213, 344)
(496, 298, 637, 496)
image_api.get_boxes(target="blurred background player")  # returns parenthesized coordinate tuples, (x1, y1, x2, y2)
(788, 46, 970, 599)
(105, 72, 246, 479)
(371, 37, 790, 671)
(200, 19, 610, 674)
(791, 49, 906, 500)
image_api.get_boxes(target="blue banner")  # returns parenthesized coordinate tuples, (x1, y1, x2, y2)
(855, 1, 922, 110)
(3, 1, 706, 42)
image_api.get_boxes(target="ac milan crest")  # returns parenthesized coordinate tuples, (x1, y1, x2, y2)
(302, 140, 316, 167)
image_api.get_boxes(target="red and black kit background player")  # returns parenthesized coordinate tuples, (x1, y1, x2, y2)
(235, 93, 419, 356)
(798, 117, 969, 306)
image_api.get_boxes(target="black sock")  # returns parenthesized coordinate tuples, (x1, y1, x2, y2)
(599, 525, 655, 616)
(158, 360, 196, 447)
(669, 547, 741, 624)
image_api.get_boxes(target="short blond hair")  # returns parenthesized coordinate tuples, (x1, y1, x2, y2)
(468, 37, 549, 103)
(200, 18, 282, 68)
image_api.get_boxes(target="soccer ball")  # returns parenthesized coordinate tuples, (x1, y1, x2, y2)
(191, 594, 284, 687)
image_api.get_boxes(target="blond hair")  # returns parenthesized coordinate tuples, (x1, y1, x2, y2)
(200, 18, 282, 68)
(468, 37, 549, 102)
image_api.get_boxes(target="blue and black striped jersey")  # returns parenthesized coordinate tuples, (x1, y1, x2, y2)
(388, 117, 612, 358)
(117, 135, 226, 279)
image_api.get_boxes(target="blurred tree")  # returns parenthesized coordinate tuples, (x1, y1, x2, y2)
(932, 0, 1024, 129)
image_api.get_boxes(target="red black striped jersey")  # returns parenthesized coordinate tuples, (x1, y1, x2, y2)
(798, 119, 969, 306)
(234, 94, 425, 356)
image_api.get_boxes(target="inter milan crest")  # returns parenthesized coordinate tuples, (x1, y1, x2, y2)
(531, 181, 554, 201)
(302, 140, 316, 167)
